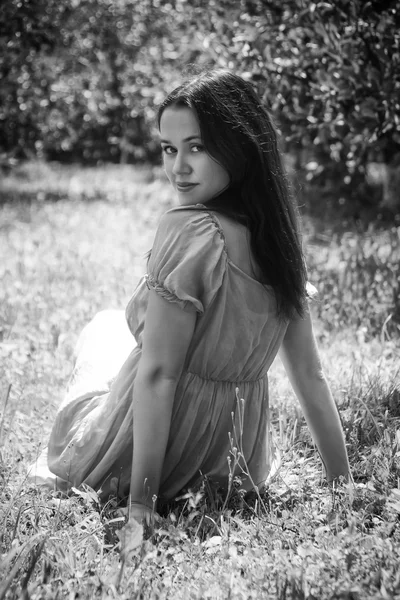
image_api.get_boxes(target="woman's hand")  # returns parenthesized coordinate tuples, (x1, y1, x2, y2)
(116, 501, 159, 526)
(115, 502, 160, 559)
(128, 501, 158, 526)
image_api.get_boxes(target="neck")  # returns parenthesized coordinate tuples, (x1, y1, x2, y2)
(205, 185, 247, 224)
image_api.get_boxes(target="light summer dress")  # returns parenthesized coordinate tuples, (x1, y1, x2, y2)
(39, 204, 290, 503)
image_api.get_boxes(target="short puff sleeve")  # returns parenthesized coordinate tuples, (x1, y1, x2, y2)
(146, 207, 227, 314)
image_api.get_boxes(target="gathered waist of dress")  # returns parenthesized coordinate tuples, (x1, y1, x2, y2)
(184, 369, 268, 384)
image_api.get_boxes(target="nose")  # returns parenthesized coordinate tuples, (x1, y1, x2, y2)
(172, 151, 192, 176)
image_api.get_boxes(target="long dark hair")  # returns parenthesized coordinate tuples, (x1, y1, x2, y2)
(157, 69, 307, 320)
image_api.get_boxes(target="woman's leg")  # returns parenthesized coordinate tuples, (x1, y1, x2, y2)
(27, 310, 136, 491)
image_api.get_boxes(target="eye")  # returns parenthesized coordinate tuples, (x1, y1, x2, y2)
(161, 145, 176, 155)
(191, 144, 204, 153)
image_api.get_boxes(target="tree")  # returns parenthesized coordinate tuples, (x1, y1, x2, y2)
(0, 0, 204, 163)
(193, 0, 400, 209)
(0, 0, 70, 160)
(1, 0, 399, 213)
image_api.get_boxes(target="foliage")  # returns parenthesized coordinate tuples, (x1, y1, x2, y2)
(305, 222, 400, 339)
(0, 0, 69, 158)
(0, 0, 204, 164)
(1, 164, 400, 598)
(1, 0, 399, 212)
(198, 0, 400, 209)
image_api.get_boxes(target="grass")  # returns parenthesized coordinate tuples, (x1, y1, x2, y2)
(1, 161, 400, 599)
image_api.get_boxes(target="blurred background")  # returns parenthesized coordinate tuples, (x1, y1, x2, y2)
(1, 0, 399, 219)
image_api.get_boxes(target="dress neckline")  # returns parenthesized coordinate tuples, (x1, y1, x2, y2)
(195, 204, 271, 288)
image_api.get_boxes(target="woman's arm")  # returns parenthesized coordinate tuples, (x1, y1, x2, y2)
(279, 305, 351, 483)
(130, 289, 196, 513)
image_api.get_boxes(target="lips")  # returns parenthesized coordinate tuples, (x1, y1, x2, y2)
(176, 182, 198, 192)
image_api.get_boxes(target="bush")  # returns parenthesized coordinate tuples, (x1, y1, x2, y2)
(200, 0, 400, 210)
(1, 0, 399, 215)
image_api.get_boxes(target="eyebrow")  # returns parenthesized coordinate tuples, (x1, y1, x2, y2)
(160, 135, 202, 144)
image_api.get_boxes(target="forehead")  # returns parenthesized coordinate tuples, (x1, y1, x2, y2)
(159, 106, 201, 139)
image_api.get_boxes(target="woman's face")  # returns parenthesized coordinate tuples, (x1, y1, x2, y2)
(159, 106, 230, 206)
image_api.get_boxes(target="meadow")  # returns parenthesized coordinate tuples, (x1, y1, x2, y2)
(0, 162, 399, 599)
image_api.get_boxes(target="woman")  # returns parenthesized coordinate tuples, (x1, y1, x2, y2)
(30, 69, 350, 523)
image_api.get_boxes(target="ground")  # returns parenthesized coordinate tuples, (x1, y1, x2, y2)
(0, 162, 399, 599)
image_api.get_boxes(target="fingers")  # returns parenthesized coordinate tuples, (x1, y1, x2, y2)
(129, 505, 159, 525)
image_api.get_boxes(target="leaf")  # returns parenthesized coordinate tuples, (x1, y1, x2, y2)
(70, 484, 100, 507)
(387, 489, 400, 515)
(202, 535, 221, 549)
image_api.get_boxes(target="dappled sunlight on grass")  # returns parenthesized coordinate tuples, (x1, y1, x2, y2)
(0, 161, 168, 204)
